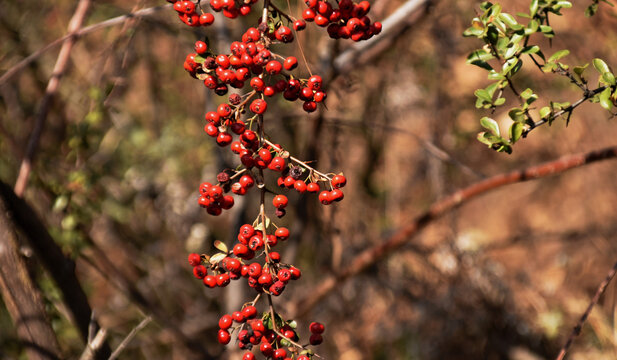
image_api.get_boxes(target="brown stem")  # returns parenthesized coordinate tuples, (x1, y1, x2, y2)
(14, 0, 92, 197)
(0, 181, 112, 359)
(0, 189, 62, 359)
(294, 145, 617, 316)
(0, 4, 172, 87)
(555, 260, 617, 360)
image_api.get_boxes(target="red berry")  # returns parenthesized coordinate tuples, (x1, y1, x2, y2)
(203, 275, 217, 288)
(303, 100, 317, 113)
(260, 342, 273, 356)
(329, 188, 344, 202)
(309, 333, 323, 345)
(265, 60, 282, 75)
(188, 253, 201, 266)
(199, 13, 215, 26)
(319, 190, 331, 204)
(239, 174, 255, 188)
(242, 305, 258, 319)
(307, 182, 320, 193)
(217, 103, 232, 117)
(294, 180, 307, 193)
(258, 148, 272, 163)
(232, 311, 245, 323)
(332, 174, 347, 188)
(310, 322, 325, 334)
(283, 56, 298, 71)
(273, 348, 287, 360)
(268, 156, 286, 171)
(219, 314, 233, 329)
(272, 194, 288, 209)
(293, 19, 306, 31)
(217, 273, 230, 287)
(193, 265, 207, 279)
(275, 227, 290, 240)
(243, 352, 256, 360)
(250, 99, 268, 114)
(218, 329, 231, 344)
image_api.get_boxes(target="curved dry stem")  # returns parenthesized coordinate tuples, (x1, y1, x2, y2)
(294, 145, 617, 316)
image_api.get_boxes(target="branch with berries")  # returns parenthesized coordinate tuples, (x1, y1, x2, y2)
(167, 0, 381, 358)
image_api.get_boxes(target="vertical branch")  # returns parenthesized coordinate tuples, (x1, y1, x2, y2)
(14, 0, 92, 197)
(555, 260, 617, 360)
(0, 194, 62, 359)
(0, 181, 112, 359)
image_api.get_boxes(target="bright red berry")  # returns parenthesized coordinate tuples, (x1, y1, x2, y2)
(219, 314, 233, 329)
(272, 194, 288, 209)
(218, 329, 231, 344)
(188, 253, 201, 266)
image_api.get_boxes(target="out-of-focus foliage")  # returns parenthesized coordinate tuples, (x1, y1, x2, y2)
(2, 0, 617, 359)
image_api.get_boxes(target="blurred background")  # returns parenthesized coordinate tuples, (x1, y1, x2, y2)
(2, 0, 617, 359)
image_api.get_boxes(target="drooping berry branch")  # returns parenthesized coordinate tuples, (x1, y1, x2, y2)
(167, 0, 381, 358)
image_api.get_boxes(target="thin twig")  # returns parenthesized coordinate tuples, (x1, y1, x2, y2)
(555, 260, 617, 360)
(294, 144, 617, 316)
(108, 316, 152, 360)
(0, 4, 172, 87)
(13, 0, 92, 197)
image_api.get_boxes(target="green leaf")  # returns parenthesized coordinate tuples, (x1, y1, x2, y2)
(520, 45, 540, 55)
(599, 87, 613, 111)
(554, 1, 572, 10)
(499, 13, 523, 30)
(494, 97, 506, 106)
(485, 82, 499, 97)
(466, 49, 495, 70)
(480, 117, 500, 136)
(547, 49, 570, 63)
(475, 89, 492, 103)
(539, 106, 552, 119)
(525, 19, 539, 35)
(194, 55, 206, 64)
(509, 122, 524, 143)
(504, 43, 520, 59)
(540, 25, 554, 37)
(530, 0, 539, 16)
(573, 64, 589, 77)
(520, 88, 534, 99)
(488, 70, 505, 80)
(593, 58, 611, 74)
(602, 72, 616, 85)
(508, 108, 526, 122)
(477, 132, 495, 146)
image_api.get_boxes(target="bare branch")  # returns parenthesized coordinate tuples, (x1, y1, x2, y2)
(555, 260, 617, 360)
(109, 316, 152, 360)
(294, 145, 617, 316)
(14, 0, 92, 197)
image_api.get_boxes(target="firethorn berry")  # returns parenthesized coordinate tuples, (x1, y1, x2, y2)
(217, 103, 232, 117)
(269, 251, 281, 262)
(203, 275, 217, 288)
(297, 356, 310, 360)
(265, 60, 282, 75)
(260, 342, 274, 356)
(193, 265, 207, 279)
(289, 266, 301, 279)
(283, 56, 298, 70)
(303, 8, 316, 21)
(219, 314, 233, 329)
(232, 311, 245, 323)
(243, 352, 256, 360)
(319, 190, 331, 205)
(188, 253, 201, 266)
(307, 182, 320, 193)
(199, 12, 215, 26)
(284, 176, 296, 188)
(250, 99, 268, 114)
(332, 174, 347, 188)
(309, 333, 323, 345)
(277, 268, 291, 282)
(308, 75, 323, 90)
(310, 321, 325, 334)
(216, 273, 230, 287)
(275, 25, 294, 43)
(275, 227, 290, 240)
(303, 100, 317, 113)
(330, 188, 344, 202)
(218, 329, 231, 344)
(294, 180, 307, 193)
(268, 156, 286, 171)
(272, 194, 288, 209)
(194, 40, 208, 54)
(294, 19, 307, 31)
(258, 148, 272, 163)
(273, 348, 287, 359)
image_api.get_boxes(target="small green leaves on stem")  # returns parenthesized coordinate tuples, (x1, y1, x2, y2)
(465, 0, 617, 153)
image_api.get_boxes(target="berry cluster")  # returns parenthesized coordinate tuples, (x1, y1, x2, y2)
(217, 303, 324, 359)
(168, 0, 380, 358)
(170, 0, 258, 26)
(302, 0, 382, 41)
